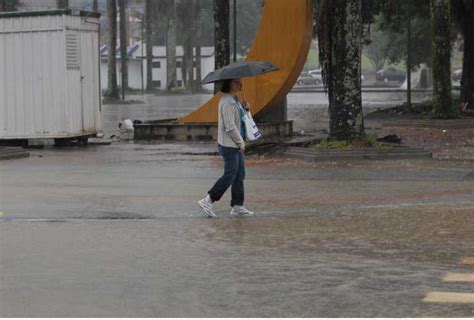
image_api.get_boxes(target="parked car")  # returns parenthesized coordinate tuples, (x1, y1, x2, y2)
(376, 68, 406, 83)
(452, 69, 462, 81)
(308, 68, 323, 81)
(297, 72, 322, 86)
(310, 69, 365, 83)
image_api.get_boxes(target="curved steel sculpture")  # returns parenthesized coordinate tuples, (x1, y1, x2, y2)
(179, 0, 313, 124)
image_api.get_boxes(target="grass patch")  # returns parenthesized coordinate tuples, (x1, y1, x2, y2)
(313, 134, 391, 150)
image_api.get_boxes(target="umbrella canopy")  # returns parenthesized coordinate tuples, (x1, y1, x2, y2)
(201, 60, 279, 84)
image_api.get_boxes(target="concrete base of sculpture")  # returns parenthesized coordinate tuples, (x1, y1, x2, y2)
(134, 119, 293, 142)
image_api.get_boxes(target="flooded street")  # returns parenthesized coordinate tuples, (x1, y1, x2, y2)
(102, 91, 429, 137)
(2, 0, 470, 316)
(1, 142, 473, 317)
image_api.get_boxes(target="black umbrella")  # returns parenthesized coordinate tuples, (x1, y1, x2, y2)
(201, 60, 279, 84)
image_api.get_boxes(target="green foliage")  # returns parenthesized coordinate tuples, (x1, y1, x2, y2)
(363, 19, 389, 73)
(315, 135, 390, 150)
(375, 0, 433, 67)
(162, 0, 264, 54)
(315, 140, 352, 150)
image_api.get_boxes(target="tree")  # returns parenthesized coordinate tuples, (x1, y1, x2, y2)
(319, 0, 365, 140)
(364, 24, 389, 75)
(0, 0, 19, 11)
(106, 0, 120, 100)
(213, 0, 230, 93)
(145, 0, 154, 92)
(119, 0, 128, 93)
(430, 0, 454, 118)
(453, 0, 474, 111)
(195, 0, 203, 91)
(213, 0, 230, 70)
(92, 0, 98, 12)
(166, 0, 177, 91)
(57, 0, 68, 9)
(376, 1, 433, 67)
(178, 0, 198, 91)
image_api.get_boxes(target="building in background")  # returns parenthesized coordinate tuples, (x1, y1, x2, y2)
(19, 0, 98, 11)
(100, 43, 215, 92)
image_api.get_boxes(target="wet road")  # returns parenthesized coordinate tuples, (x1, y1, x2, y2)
(1, 143, 473, 317)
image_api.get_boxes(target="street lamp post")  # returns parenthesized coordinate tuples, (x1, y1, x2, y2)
(233, 0, 237, 62)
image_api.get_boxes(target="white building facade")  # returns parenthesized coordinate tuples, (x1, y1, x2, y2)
(100, 43, 215, 92)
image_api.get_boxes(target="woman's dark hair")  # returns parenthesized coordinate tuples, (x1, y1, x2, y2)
(220, 79, 233, 93)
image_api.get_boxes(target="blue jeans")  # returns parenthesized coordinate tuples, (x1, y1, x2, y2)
(208, 144, 245, 207)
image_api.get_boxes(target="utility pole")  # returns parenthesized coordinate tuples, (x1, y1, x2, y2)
(233, 0, 237, 62)
(406, 6, 412, 112)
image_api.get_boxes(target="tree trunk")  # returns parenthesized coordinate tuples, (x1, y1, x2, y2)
(327, 0, 364, 140)
(57, 0, 68, 9)
(106, 0, 120, 100)
(145, 0, 154, 92)
(181, 0, 196, 91)
(119, 0, 128, 92)
(166, 0, 177, 91)
(184, 42, 194, 90)
(1, 0, 19, 11)
(213, 0, 230, 92)
(460, 8, 474, 111)
(194, 0, 203, 92)
(92, 0, 99, 12)
(430, 0, 454, 118)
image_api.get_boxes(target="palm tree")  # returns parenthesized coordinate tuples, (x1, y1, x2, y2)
(318, 0, 364, 140)
(106, 0, 120, 100)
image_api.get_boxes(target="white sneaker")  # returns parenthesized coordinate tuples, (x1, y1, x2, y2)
(198, 195, 216, 218)
(230, 206, 254, 216)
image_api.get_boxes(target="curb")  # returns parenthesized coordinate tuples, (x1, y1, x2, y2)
(278, 146, 432, 162)
(0, 147, 30, 160)
(382, 119, 474, 129)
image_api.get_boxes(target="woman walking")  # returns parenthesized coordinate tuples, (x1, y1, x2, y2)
(198, 78, 254, 218)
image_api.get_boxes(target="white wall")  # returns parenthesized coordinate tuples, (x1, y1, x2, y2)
(141, 55, 215, 91)
(100, 59, 143, 91)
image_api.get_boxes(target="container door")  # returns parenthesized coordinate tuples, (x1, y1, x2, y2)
(65, 31, 84, 134)
(79, 29, 101, 135)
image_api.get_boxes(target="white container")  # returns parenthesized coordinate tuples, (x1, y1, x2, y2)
(0, 9, 102, 140)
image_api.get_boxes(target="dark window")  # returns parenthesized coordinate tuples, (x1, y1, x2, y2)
(177, 80, 183, 87)
(152, 61, 161, 69)
(152, 80, 161, 88)
(176, 61, 182, 68)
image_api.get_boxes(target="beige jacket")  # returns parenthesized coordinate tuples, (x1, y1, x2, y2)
(217, 93, 245, 149)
